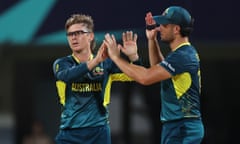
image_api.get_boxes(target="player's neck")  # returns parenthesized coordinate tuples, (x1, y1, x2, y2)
(170, 37, 189, 51)
(73, 49, 92, 62)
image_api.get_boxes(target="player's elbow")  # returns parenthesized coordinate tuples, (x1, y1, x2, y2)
(137, 77, 154, 86)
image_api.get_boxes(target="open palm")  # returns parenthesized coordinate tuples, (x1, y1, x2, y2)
(121, 31, 138, 57)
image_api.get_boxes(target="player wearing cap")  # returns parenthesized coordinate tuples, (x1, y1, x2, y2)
(53, 14, 140, 144)
(104, 6, 204, 144)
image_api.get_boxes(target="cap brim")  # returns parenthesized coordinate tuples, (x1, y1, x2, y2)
(153, 15, 171, 25)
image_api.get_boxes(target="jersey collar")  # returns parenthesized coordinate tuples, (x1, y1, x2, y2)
(72, 53, 93, 63)
(173, 42, 191, 51)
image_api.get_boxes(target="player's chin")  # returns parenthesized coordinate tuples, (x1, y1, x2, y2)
(160, 37, 165, 42)
(71, 45, 82, 51)
(160, 37, 171, 43)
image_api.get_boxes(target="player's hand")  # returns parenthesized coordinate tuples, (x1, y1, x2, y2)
(104, 33, 120, 61)
(145, 12, 156, 26)
(120, 31, 138, 61)
(95, 42, 108, 63)
(145, 12, 158, 40)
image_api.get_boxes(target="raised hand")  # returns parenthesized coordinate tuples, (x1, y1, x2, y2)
(145, 12, 158, 40)
(95, 42, 108, 63)
(120, 31, 139, 61)
(145, 12, 156, 26)
(104, 33, 120, 60)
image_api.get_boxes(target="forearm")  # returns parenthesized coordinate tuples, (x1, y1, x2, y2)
(128, 53, 139, 62)
(111, 56, 149, 85)
(87, 57, 100, 70)
(148, 39, 164, 65)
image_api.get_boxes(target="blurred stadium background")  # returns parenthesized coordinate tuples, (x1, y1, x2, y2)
(0, 0, 239, 144)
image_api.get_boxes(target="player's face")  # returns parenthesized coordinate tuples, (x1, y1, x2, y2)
(158, 24, 176, 43)
(66, 23, 93, 52)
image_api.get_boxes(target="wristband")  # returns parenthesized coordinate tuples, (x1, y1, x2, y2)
(146, 24, 157, 30)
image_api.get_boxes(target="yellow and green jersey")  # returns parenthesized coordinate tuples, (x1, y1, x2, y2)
(160, 43, 202, 122)
(53, 55, 134, 129)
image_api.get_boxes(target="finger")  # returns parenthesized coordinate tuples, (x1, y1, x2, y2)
(104, 33, 112, 43)
(145, 12, 151, 21)
(122, 32, 126, 42)
(102, 46, 108, 57)
(99, 43, 105, 53)
(133, 33, 138, 42)
(111, 34, 117, 45)
(145, 12, 155, 25)
(99, 42, 106, 49)
(129, 31, 133, 40)
(97, 44, 103, 54)
(118, 44, 124, 51)
(147, 12, 152, 17)
(126, 31, 132, 41)
(145, 13, 150, 24)
(103, 40, 109, 48)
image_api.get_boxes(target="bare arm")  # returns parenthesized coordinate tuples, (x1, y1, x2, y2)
(87, 42, 108, 70)
(148, 38, 164, 65)
(104, 33, 171, 85)
(145, 12, 164, 65)
(107, 54, 171, 85)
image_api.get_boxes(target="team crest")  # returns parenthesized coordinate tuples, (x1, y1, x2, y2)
(92, 66, 104, 76)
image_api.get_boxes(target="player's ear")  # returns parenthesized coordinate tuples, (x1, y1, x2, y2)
(89, 32, 94, 42)
(174, 25, 181, 35)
